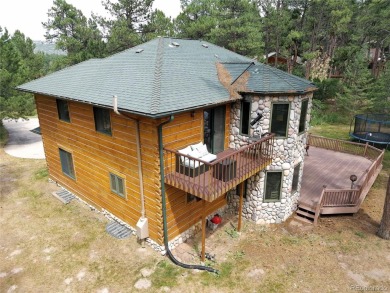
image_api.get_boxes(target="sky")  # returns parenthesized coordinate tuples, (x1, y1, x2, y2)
(0, 0, 182, 41)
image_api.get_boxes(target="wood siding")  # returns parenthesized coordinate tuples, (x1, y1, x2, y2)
(36, 95, 232, 245)
(35, 95, 163, 242)
(162, 106, 231, 241)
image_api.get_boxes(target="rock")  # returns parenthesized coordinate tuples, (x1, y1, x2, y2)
(256, 219, 266, 225)
(282, 163, 290, 170)
(0, 272, 7, 278)
(283, 170, 289, 176)
(247, 268, 265, 278)
(134, 278, 152, 290)
(77, 269, 86, 281)
(251, 101, 259, 111)
(140, 268, 154, 278)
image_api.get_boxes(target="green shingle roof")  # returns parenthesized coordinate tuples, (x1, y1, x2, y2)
(18, 37, 316, 118)
(244, 63, 317, 94)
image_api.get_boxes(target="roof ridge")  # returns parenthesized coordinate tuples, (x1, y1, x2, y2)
(150, 37, 165, 114)
(260, 62, 313, 85)
(230, 62, 255, 85)
(267, 66, 300, 91)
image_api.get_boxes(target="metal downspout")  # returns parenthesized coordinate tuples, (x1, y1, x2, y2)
(157, 115, 218, 274)
(113, 96, 145, 218)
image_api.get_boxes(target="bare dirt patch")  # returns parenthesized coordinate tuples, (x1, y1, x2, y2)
(1, 149, 389, 293)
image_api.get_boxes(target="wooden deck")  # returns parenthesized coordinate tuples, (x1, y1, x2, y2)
(164, 134, 275, 202)
(300, 146, 373, 209)
(296, 135, 384, 224)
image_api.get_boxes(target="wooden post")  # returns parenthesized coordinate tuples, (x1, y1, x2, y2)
(201, 200, 206, 261)
(364, 142, 368, 157)
(238, 182, 244, 232)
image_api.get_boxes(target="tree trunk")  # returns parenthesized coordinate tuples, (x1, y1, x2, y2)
(377, 176, 390, 240)
(372, 42, 380, 78)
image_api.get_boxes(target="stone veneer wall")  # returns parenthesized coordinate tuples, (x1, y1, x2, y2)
(228, 93, 313, 224)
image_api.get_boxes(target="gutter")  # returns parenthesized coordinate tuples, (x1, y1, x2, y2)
(157, 115, 218, 274)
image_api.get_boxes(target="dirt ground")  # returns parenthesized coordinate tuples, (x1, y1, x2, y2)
(1, 149, 390, 293)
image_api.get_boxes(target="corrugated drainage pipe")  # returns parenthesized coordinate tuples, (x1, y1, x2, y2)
(158, 115, 218, 274)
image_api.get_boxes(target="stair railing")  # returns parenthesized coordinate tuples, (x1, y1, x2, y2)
(314, 185, 327, 225)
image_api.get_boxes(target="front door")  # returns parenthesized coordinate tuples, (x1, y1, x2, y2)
(203, 105, 225, 154)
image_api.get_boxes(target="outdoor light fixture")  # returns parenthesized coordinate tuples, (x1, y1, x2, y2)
(250, 113, 263, 126)
(350, 174, 357, 189)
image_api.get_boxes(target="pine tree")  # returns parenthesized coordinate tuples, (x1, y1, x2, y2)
(0, 28, 44, 119)
(43, 0, 106, 64)
(100, 0, 154, 53)
(141, 9, 174, 41)
(336, 47, 374, 118)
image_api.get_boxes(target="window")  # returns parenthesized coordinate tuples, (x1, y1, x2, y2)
(292, 164, 301, 193)
(93, 107, 112, 135)
(271, 103, 289, 137)
(110, 173, 125, 198)
(56, 99, 70, 122)
(264, 171, 282, 202)
(299, 99, 308, 133)
(59, 148, 75, 179)
(240, 99, 251, 135)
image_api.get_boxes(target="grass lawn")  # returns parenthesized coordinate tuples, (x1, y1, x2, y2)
(1, 123, 389, 292)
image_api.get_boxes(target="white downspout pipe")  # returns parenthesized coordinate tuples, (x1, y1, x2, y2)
(113, 96, 146, 219)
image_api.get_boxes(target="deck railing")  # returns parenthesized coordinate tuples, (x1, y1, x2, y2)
(308, 134, 385, 213)
(164, 134, 275, 202)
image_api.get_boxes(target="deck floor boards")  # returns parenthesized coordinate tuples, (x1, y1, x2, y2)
(299, 146, 372, 208)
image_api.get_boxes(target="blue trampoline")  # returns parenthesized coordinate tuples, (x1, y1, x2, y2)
(350, 114, 390, 148)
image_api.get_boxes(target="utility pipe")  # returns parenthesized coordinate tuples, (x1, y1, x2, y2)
(113, 96, 145, 218)
(157, 115, 218, 274)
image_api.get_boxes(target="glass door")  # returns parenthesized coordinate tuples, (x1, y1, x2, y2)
(203, 105, 225, 154)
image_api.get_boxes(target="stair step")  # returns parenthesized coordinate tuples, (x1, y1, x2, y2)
(296, 209, 315, 219)
(293, 215, 314, 224)
(297, 203, 316, 212)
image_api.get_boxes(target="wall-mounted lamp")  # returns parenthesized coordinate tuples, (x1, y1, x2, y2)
(190, 111, 195, 118)
(250, 113, 263, 126)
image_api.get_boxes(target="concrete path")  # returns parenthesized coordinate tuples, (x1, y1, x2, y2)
(3, 118, 45, 159)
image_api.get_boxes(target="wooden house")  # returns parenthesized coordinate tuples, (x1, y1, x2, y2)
(18, 38, 317, 259)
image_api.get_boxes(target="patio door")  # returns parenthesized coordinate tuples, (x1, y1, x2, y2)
(204, 105, 225, 154)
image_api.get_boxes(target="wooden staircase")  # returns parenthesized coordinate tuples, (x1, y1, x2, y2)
(294, 203, 319, 225)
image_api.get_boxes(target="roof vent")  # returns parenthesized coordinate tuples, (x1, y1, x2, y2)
(169, 41, 180, 48)
(202, 44, 209, 48)
(214, 54, 220, 59)
(135, 48, 144, 53)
